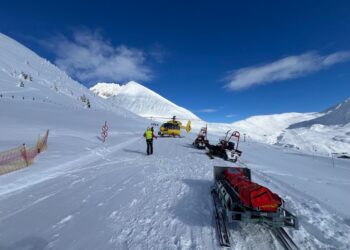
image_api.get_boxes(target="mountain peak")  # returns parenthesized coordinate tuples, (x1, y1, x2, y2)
(90, 81, 201, 120)
(91, 81, 162, 98)
(90, 82, 122, 99)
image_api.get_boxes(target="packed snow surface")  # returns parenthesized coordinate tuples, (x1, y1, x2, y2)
(1, 99, 350, 249)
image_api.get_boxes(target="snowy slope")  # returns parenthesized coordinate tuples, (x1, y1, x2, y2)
(1, 113, 350, 250)
(229, 112, 321, 144)
(90, 82, 202, 121)
(210, 101, 350, 156)
(277, 123, 350, 156)
(0, 33, 138, 119)
(275, 98, 350, 156)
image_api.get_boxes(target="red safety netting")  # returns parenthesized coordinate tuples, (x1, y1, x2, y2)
(0, 130, 49, 176)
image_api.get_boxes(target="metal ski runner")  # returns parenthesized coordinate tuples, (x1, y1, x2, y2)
(211, 189, 231, 247)
(271, 227, 299, 250)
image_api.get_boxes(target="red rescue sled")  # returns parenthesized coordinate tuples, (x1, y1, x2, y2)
(211, 166, 299, 248)
(224, 168, 282, 212)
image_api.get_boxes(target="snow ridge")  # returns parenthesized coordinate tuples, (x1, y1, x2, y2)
(289, 98, 350, 128)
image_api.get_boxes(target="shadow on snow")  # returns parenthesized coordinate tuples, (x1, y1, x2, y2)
(0, 236, 48, 250)
(170, 178, 213, 227)
(123, 148, 147, 156)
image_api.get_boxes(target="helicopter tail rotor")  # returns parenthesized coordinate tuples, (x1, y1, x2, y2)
(185, 120, 191, 133)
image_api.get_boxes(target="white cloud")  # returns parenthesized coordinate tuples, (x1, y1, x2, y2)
(198, 108, 217, 113)
(225, 114, 236, 118)
(225, 51, 350, 91)
(48, 29, 152, 83)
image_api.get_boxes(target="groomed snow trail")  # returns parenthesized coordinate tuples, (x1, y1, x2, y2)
(0, 136, 349, 249)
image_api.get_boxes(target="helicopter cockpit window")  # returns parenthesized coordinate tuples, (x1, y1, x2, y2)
(163, 123, 180, 130)
(163, 123, 171, 129)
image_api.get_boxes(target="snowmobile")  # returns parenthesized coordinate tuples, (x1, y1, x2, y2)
(211, 166, 299, 248)
(192, 126, 208, 149)
(206, 130, 242, 162)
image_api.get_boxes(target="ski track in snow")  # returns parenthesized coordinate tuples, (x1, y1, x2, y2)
(0, 136, 349, 249)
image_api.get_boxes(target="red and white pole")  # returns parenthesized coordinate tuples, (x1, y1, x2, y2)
(101, 121, 109, 143)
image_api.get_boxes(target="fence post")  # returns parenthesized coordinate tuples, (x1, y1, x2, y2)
(21, 144, 29, 166)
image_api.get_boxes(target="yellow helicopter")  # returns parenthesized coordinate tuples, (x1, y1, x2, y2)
(149, 116, 191, 137)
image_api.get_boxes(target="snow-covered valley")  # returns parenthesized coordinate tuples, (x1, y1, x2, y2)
(1, 32, 350, 250)
(90, 81, 350, 157)
(1, 100, 350, 249)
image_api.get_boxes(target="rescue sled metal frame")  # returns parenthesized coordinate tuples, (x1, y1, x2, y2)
(212, 166, 298, 229)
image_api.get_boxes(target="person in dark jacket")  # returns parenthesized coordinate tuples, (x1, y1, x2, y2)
(143, 127, 157, 155)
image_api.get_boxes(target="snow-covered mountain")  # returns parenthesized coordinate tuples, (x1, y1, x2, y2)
(89, 82, 122, 99)
(277, 123, 350, 156)
(0, 33, 139, 120)
(224, 102, 350, 156)
(89, 80, 350, 156)
(1, 31, 347, 158)
(206, 100, 350, 157)
(226, 98, 350, 156)
(230, 112, 321, 144)
(90, 82, 202, 121)
(289, 98, 350, 128)
(276, 98, 350, 156)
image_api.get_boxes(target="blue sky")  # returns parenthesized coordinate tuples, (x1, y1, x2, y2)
(1, 0, 350, 122)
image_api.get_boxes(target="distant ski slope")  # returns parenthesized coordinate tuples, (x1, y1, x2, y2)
(230, 112, 321, 144)
(228, 109, 350, 156)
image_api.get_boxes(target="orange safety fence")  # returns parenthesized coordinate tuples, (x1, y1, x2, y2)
(0, 130, 49, 176)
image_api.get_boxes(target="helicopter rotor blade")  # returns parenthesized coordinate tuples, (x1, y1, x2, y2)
(144, 116, 202, 121)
